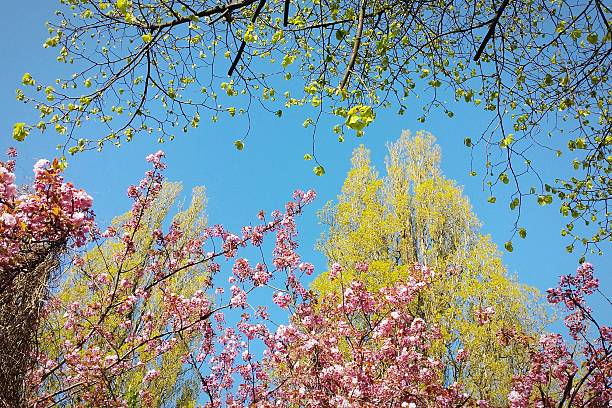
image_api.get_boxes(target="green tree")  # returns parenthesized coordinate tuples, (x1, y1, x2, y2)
(37, 182, 207, 407)
(313, 131, 547, 404)
(15, 0, 611, 251)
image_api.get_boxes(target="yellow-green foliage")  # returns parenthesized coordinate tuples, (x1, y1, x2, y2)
(39, 182, 208, 407)
(313, 131, 547, 404)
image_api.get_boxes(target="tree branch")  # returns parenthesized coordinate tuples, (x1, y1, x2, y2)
(286, 7, 390, 32)
(152, 0, 259, 30)
(474, 0, 510, 61)
(228, 0, 267, 77)
(339, 0, 367, 90)
(283, 0, 290, 27)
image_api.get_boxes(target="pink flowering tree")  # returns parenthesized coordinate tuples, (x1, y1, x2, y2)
(262, 263, 472, 407)
(16, 150, 610, 407)
(508, 262, 611, 407)
(262, 263, 610, 408)
(29, 150, 318, 407)
(0, 148, 94, 407)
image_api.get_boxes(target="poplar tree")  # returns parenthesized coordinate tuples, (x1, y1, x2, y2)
(313, 131, 548, 403)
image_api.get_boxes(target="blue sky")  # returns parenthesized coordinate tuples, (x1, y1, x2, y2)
(1, 2, 609, 318)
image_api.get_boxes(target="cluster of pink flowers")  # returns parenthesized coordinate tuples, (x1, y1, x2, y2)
(547, 262, 599, 340)
(0, 149, 94, 276)
(508, 263, 611, 407)
(264, 272, 468, 407)
(475, 306, 495, 325)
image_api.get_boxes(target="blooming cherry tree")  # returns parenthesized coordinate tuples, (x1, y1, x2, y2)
(0, 149, 94, 407)
(508, 263, 611, 407)
(263, 264, 470, 407)
(8, 150, 608, 408)
(29, 151, 317, 407)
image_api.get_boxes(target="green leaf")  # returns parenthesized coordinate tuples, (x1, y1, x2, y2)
(464, 137, 472, 147)
(313, 165, 325, 176)
(500, 134, 514, 148)
(12, 122, 29, 141)
(345, 105, 375, 132)
(504, 241, 514, 252)
(303, 154, 313, 161)
(281, 54, 295, 68)
(116, 0, 129, 13)
(570, 29, 582, 41)
(234, 140, 244, 150)
(518, 228, 527, 239)
(560, 204, 569, 216)
(243, 23, 257, 43)
(22, 73, 35, 86)
(141, 33, 153, 43)
(537, 195, 553, 206)
(487, 196, 496, 204)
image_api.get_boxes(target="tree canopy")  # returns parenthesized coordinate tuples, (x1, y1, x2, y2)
(13, 0, 611, 254)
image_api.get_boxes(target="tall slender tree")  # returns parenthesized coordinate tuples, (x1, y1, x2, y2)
(37, 182, 208, 406)
(313, 131, 547, 403)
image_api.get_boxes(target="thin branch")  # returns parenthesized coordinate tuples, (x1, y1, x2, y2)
(152, 0, 259, 30)
(286, 7, 390, 32)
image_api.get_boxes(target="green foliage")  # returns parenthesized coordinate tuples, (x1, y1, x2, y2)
(313, 165, 325, 176)
(12, 123, 29, 141)
(15, 0, 611, 253)
(344, 105, 375, 134)
(38, 183, 208, 407)
(313, 132, 547, 403)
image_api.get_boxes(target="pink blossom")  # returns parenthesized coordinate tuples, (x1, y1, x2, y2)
(143, 369, 160, 383)
(329, 262, 342, 280)
(272, 292, 292, 309)
(1, 213, 16, 227)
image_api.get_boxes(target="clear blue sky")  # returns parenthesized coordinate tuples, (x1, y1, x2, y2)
(1, 2, 609, 320)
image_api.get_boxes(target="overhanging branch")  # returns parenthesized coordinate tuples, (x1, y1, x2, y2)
(474, 0, 510, 61)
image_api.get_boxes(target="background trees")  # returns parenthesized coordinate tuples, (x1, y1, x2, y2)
(1, 143, 608, 406)
(38, 182, 209, 406)
(14, 0, 611, 252)
(313, 131, 547, 402)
